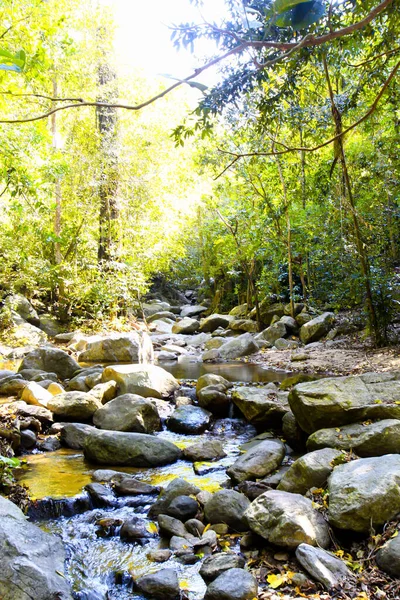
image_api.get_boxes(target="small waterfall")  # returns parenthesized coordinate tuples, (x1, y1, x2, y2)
(138, 330, 154, 364)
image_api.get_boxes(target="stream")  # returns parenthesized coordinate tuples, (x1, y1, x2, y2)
(16, 362, 293, 600)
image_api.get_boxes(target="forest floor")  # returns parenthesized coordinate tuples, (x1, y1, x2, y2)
(247, 333, 400, 377)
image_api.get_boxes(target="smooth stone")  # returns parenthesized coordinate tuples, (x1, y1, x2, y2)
(246, 490, 330, 549)
(136, 569, 180, 600)
(278, 448, 345, 494)
(200, 553, 246, 582)
(376, 533, 400, 577)
(204, 490, 250, 531)
(18, 347, 80, 380)
(183, 439, 226, 462)
(85, 483, 116, 507)
(185, 518, 205, 537)
(20, 381, 53, 407)
(93, 394, 161, 433)
(78, 331, 152, 363)
(120, 516, 156, 541)
(296, 543, 353, 589)
(158, 514, 191, 539)
(255, 321, 287, 345)
(218, 333, 259, 360)
(102, 364, 179, 399)
(20, 428, 37, 449)
(200, 314, 234, 333)
(89, 381, 117, 404)
(232, 386, 288, 427)
(47, 391, 100, 419)
(38, 435, 61, 452)
(299, 312, 335, 344)
(227, 439, 285, 483)
(147, 549, 173, 563)
(148, 478, 201, 518)
(165, 495, 198, 521)
(229, 319, 258, 333)
(172, 317, 200, 335)
(204, 568, 258, 600)
(61, 423, 96, 449)
(180, 305, 207, 318)
(198, 385, 230, 416)
(167, 405, 212, 434)
(113, 476, 159, 496)
(196, 374, 233, 394)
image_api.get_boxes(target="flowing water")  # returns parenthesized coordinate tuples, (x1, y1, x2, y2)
(15, 361, 292, 600)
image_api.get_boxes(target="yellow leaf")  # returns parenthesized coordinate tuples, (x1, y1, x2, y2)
(146, 522, 158, 534)
(203, 523, 211, 533)
(267, 573, 285, 589)
(391, 530, 399, 538)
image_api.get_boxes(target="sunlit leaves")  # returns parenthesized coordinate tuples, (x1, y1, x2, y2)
(273, 0, 311, 15)
(0, 49, 26, 72)
(274, 0, 326, 30)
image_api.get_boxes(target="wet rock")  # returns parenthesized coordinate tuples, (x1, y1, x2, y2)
(376, 533, 400, 577)
(204, 568, 258, 600)
(113, 476, 159, 496)
(38, 435, 61, 452)
(47, 391, 100, 419)
(169, 535, 195, 556)
(167, 405, 212, 434)
(19, 347, 80, 380)
(218, 333, 259, 360)
(78, 332, 152, 363)
(158, 514, 191, 539)
(102, 364, 179, 399)
(172, 317, 200, 335)
(200, 553, 246, 582)
(21, 381, 53, 407)
(200, 314, 234, 333)
(196, 374, 233, 394)
(246, 490, 330, 549)
(20, 428, 37, 449)
(181, 305, 207, 318)
(296, 543, 353, 589)
(93, 394, 161, 433)
(278, 448, 345, 494)
(232, 386, 288, 428)
(289, 373, 400, 433)
(147, 549, 172, 563)
(204, 489, 250, 531)
(255, 321, 287, 345)
(227, 439, 285, 483)
(148, 478, 201, 518)
(0, 495, 73, 600)
(185, 518, 205, 537)
(84, 430, 182, 466)
(307, 419, 400, 456)
(85, 483, 116, 507)
(61, 423, 96, 449)
(120, 516, 156, 542)
(183, 439, 226, 462)
(165, 495, 198, 521)
(328, 455, 400, 532)
(198, 385, 230, 416)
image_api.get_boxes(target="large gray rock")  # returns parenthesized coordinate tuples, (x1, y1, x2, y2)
(289, 373, 400, 433)
(83, 429, 182, 466)
(307, 419, 400, 456)
(204, 568, 258, 600)
(217, 333, 259, 361)
(148, 477, 201, 518)
(328, 454, 400, 532)
(102, 364, 179, 399)
(183, 439, 226, 462)
(19, 347, 80, 380)
(147, 311, 177, 324)
(5, 294, 39, 325)
(47, 391, 101, 419)
(93, 394, 161, 433)
(200, 314, 234, 333)
(250, 302, 285, 326)
(78, 331, 153, 363)
(61, 422, 96, 449)
(196, 374, 232, 394)
(246, 490, 330, 549)
(227, 439, 285, 483)
(278, 448, 345, 494)
(172, 317, 199, 335)
(296, 543, 353, 589)
(299, 312, 334, 344)
(376, 533, 400, 577)
(255, 321, 287, 345)
(229, 319, 258, 333)
(10, 316, 48, 346)
(180, 305, 207, 318)
(167, 405, 212, 434)
(0, 496, 72, 600)
(136, 568, 180, 600)
(197, 385, 230, 416)
(204, 490, 250, 531)
(200, 553, 246, 582)
(232, 386, 288, 427)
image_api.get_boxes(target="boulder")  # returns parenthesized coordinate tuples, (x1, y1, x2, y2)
(180, 305, 207, 318)
(227, 439, 285, 483)
(13, 401, 53, 423)
(229, 319, 258, 333)
(204, 568, 258, 600)
(204, 337, 226, 350)
(183, 439, 226, 462)
(78, 331, 153, 363)
(328, 454, 400, 532)
(204, 490, 250, 531)
(148, 477, 201, 518)
(232, 386, 288, 427)
(0, 496, 72, 600)
(282, 411, 305, 450)
(280, 315, 298, 333)
(172, 317, 200, 335)
(167, 405, 212, 434)
(61, 423, 96, 449)
(200, 553, 246, 582)
(5, 294, 40, 324)
(255, 321, 287, 345)
(250, 302, 285, 326)
(278, 448, 345, 494)
(113, 476, 159, 496)
(20, 381, 53, 407)
(296, 544, 353, 589)
(47, 391, 101, 419)
(102, 364, 179, 399)
(246, 490, 330, 549)
(147, 311, 177, 323)
(299, 312, 334, 344)
(200, 314, 234, 333)
(229, 304, 248, 318)
(89, 380, 117, 404)
(218, 333, 259, 360)
(165, 495, 199, 521)
(19, 347, 80, 380)
(83, 430, 182, 466)
(136, 568, 180, 600)
(289, 373, 400, 433)
(120, 516, 156, 542)
(93, 394, 161, 433)
(198, 385, 230, 416)
(0, 376, 27, 396)
(376, 533, 400, 577)
(307, 419, 400, 457)
(196, 374, 232, 394)
(11, 317, 48, 346)
(158, 514, 191, 539)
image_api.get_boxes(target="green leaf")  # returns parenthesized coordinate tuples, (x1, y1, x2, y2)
(0, 456, 20, 467)
(275, 0, 326, 30)
(273, 0, 311, 15)
(0, 48, 26, 73)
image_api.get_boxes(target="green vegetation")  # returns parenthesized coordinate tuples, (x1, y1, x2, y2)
(0, 0, 399, 344)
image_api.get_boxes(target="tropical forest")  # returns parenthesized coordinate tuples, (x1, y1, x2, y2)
(1, 1, 400, 599)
